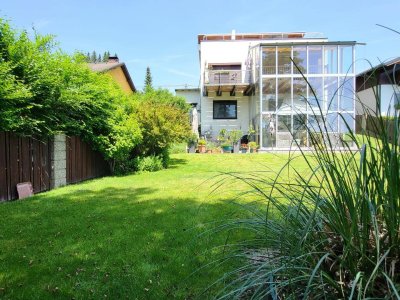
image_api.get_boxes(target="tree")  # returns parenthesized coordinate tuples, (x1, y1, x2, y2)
(144, 66, 153, 92)
(91, 50, 97, 63)
(102, 51, 109, 62)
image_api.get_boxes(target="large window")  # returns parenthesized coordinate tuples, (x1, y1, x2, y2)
(213, 100, 237, 119)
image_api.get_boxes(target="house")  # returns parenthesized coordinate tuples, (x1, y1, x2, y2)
(356, 57, 400, 117)
(88, 56, 136, 94)
(198, 31, 357, 149)
(175, 87, 201, 109)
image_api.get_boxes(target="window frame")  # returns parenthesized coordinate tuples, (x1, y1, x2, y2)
(213, 100, 238, 120)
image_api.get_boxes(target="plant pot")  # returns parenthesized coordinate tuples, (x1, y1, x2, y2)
(206, 149, 212, 154)
(222, 145, 233, 153)
(250, 148, 257, 153)
(198, 145, 206, 153)
(240, 148, 247, 153)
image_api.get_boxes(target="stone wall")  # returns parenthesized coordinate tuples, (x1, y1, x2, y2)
(50, 134, 67, 189)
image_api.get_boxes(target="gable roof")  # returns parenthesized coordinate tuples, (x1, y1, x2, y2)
(88, 62, 136, 92)
(356, 57, 400, 92)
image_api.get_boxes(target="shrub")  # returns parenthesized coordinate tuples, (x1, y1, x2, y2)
(130, 90, 191, 158)
(0, 19, 142, 174)
(134, 155, 164, 173)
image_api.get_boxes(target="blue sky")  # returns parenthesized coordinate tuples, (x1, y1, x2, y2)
(1, 0, 400, 91)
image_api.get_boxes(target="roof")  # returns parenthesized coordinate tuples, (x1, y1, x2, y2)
(356, 57, 400, 91)
(198, 31, 327, 44)
(88, 62, 136, 92)
(356, 57, 400, 77)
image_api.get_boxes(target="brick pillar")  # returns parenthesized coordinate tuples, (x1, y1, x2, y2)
(51, 134, 67, 188)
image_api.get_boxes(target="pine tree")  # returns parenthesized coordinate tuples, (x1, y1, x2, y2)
(98, 54, 101, 63)
(144, 66, 153, 92)
(91, 50, 97, 63)
(103, 51, 109, 62)
(86, 52, 91, 62)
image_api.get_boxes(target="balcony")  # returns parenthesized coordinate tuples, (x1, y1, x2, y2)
(203, 69, 254, 96)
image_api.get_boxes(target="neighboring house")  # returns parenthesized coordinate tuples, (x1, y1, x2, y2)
(88, 56, 136, 94)
(198, 31, 357, 149)
(175, 87, 201, 115)
(356, 58, 400, 117)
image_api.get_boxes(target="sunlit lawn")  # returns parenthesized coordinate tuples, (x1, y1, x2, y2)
(0, 153, 308, 299)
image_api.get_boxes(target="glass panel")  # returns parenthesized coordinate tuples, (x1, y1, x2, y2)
(339, 113, 354, 133)
(262, 47, 276, 75)
(292, 46, 307, 74)
(324, 46, 338, 74)
(308, 46, 323, 74)
(339, 77, 355, 111)
(308, 77, 323, 111)
(326, 112, 338, 132)
(339, 46, 353, 74)
(325, 77, 338, 111)
(293, 114, 307, 146)
(277, 78, 291, 112)
(262, 78, 276, 112)
(277, 47, 291, 74)
(262, 114, 276, 147)
(277, 115, 292, 148)
(278, 115, 291, 131)
(308, 115, 323, 132)
(293, 77, 308, 113)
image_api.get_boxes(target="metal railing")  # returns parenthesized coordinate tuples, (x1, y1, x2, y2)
(204, 69, 252, 85)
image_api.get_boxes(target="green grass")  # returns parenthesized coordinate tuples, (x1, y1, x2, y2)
(0, 153, 306, 299)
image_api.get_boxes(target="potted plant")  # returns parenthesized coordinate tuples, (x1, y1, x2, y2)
(221, 142, 233, 153)
(248, 141, 259, 153)
(206, 141, 215, 153)
(229, 129, 243, 153)
(240, 143, 248, 153)
(198, 139, 207, 153)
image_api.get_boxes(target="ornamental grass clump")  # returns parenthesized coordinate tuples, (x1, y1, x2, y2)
(212, 83, 400, 299)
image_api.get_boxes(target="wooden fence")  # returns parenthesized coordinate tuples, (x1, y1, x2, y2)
(66, 136, 110, 184)
(0, 132, 52, 201)
(0, 133, 110, 201)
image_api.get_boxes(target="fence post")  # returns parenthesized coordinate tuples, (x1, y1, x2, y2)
(50, 134, 67, 189)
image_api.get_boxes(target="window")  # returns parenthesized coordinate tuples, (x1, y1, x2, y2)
(213, 100, 237, 119)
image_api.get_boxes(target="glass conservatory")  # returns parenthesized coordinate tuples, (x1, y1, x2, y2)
(250, 43, 356, 149)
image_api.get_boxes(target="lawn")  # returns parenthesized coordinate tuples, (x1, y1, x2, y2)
(0, 153, 306, 299)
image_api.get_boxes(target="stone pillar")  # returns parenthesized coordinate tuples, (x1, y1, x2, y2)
(51, 134, 67, 188)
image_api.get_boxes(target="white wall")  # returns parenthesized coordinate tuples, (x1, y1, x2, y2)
(201, 92, 250, 139)
(357, 84, 399, 116)
(175, 89, 200, 106)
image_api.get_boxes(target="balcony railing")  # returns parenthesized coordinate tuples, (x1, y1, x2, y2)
(204, 69, 252, 85)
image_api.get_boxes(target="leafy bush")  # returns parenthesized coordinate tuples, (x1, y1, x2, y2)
(130, 90, 191, 158)
(134, 155, 164, 173)
(0, 19, 142, 173)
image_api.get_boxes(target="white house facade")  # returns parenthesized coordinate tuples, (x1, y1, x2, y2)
(198, 31, 357, 149)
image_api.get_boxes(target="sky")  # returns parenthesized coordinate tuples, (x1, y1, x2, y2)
(1, 0, 400, 92)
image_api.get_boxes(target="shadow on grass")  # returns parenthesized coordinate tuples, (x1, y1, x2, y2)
(0, 185, 238, 300)
(167, 157, 189, 169)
